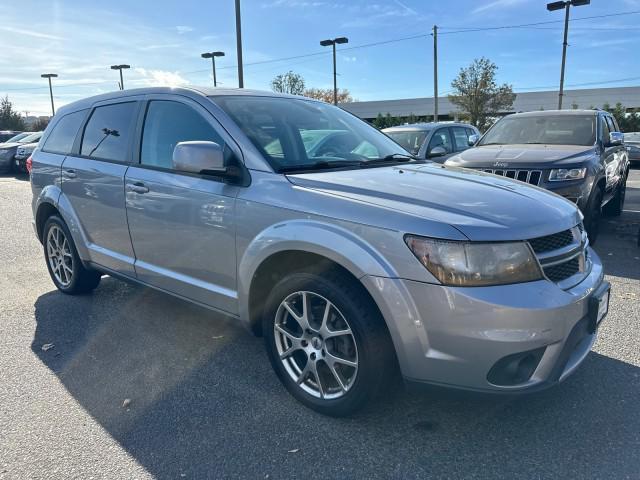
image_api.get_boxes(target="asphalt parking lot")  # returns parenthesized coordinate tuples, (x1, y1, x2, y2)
(1, 168, 638, 480)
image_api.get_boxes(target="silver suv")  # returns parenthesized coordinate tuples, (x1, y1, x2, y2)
(31, 87, 610, 416)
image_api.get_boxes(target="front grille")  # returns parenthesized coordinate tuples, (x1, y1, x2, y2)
(528, 229, 574, 254)
(478, 169, 543, 186)
(543, 257, 580, 282)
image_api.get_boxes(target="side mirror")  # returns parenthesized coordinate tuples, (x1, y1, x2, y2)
(468, 134, 480, 146)
(428, 145, 447, 158)
(609, 132, 624, 146)
(173, 141, 229, 176)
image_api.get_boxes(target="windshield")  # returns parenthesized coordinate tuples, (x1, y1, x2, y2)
(385, 130, 429, 155)
(4, 132, 29, 143)
(480, 115, 596, 147)
(625, 132, 640, 143)
(19, 132, 42, 144)
(212, 95, 410, 171)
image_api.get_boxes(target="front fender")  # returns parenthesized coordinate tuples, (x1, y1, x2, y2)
(237, 219, 398, 329)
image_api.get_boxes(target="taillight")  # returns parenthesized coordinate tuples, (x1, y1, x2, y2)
(26, 156, 33, 174)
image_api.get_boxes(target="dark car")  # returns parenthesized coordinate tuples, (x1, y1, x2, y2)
(625, 132, 640, 165)
(14, 140, 41, 173)
(0, 131, 24, 143)
(0, 131, 42, 174)
(445, 110, 630, 243)
(383, 122, 480, 163)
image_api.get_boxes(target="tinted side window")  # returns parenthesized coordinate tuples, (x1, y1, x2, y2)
(452, 127, 470, 152)
(81, 102, 137, 162)
(427, 128, 453, 154)
(140, 101, 224, 169)
(42, 110, 87, 154)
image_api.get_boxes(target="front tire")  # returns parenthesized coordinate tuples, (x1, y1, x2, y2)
(583, 187, 603, 245)
(43, 215, 102, 294)
(263, 270, 395, 416)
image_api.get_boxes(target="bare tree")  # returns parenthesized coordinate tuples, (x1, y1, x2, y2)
(448, 58, 515, 131)
(271, 71, 306, 95)
(303, 87, 354, 104)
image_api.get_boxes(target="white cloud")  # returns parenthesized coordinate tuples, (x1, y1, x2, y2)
(472, 0, 528, 15)
(134, 68, 190, 87)
(175, 25, 194, 34)
(0, 26, 63, 41)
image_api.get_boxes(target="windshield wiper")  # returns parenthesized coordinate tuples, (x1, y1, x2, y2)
(361, 153, 419, 165)
(278, 160, 362, 173)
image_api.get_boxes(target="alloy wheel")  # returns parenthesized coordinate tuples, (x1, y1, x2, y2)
(46, 225, 73, 287)
(274, 291, 358, 399)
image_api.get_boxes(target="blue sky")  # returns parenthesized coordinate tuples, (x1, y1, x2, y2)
(2, 0, 640, 115)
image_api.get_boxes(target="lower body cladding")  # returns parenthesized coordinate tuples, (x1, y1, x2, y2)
(362, 248, 607, 393)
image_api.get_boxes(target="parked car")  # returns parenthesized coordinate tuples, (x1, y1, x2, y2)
(31, 88, 609, 416)
(0, 131, 42, 174)
(0, 130, 24, 143)
(382, 122, 480, 163)
(625, 132, 640, 165)
(445, 110, 630, 244)
(14, 138, 42, 173)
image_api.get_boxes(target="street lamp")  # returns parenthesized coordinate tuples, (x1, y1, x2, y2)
(40, 73, 58, 116)
(110, 64, 130, 90)
(547, 0, 590, 109)
(201, 51, 225, 87)
(320, 36, 349, 105)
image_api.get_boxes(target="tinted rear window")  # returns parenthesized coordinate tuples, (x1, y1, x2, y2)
(42, 110, 86, 154)
(81, 102, 137, 162)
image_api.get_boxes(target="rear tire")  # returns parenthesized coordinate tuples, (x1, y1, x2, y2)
(603, 174, 626, 217)
(583, 187, 603, 245)
(43, 215, 102, 294)
(262, 270, 395, 416)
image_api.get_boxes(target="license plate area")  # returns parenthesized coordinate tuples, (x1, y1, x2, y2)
(588, 282, 610, 334)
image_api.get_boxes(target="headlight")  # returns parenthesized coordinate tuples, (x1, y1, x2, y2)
(405, 236, 543, 286)
(548, 168, 586, 181)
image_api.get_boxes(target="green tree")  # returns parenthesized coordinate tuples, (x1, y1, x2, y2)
(448, 57, 516, 131)
(0, 96, 25, 130)
(602, 102, 640, 132)
(271, 71, 305, 95)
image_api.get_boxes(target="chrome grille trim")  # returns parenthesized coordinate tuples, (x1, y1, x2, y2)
(477, 168, 543, 186)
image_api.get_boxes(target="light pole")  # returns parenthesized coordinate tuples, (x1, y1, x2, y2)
(110, 64, 130, 90)
(547, 0, 590, 109)
(432, 25, 438, 122)
(235, 0, 244, 88)
(201, 51, 225, 87)
(320, 36, 348, 105)
(41, 73, 57, 116)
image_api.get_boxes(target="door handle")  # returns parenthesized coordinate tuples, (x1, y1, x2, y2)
(126, 182, 149, 194)
(62, 169, 77, 179)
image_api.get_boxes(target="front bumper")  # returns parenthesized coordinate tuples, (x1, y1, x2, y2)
(362, 247, 606, 393)
(542, 181, 590, 211)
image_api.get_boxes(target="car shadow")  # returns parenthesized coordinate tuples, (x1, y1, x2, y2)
(0, 171, 29, 181)
(33, 278, 640, 479)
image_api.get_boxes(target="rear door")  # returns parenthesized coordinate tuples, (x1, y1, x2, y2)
(61, 99, 140, 276)
(124, 95, 241, 314)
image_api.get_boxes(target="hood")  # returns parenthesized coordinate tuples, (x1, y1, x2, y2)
(287, 163, 581, 241)
(446, 144, 595, 169)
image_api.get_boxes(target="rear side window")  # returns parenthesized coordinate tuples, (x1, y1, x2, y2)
(140, 101, 224, 169)
(42, 110, 86, 154)
(451, 127, 471, 152)
(81, 102, 137, 162)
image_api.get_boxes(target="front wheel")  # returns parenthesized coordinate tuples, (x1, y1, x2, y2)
(583, 187, 603, 245)
(43, 215, 102, 294)
(263, 271, 395, 416)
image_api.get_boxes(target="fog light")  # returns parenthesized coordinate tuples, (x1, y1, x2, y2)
(487, 347, 546, 386)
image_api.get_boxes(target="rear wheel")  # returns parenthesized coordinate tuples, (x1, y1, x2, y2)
(603, 173, 627, 217)
(263, 271, 395, 416)
(583, 187, 603, 245)
(43, 215, 102, 294)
